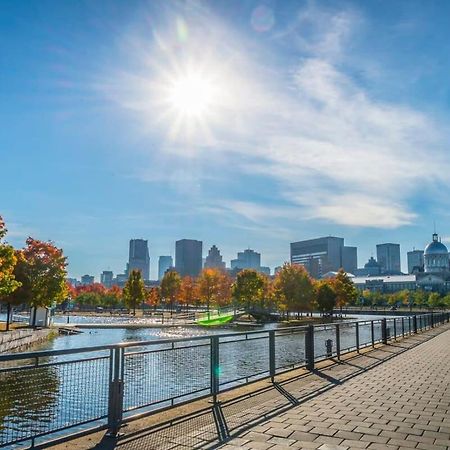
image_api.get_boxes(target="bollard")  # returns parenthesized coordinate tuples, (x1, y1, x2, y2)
(325, 339, 333, 358)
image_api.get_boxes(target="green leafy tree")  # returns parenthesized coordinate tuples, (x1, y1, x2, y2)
(123, 270, 146, 316)
(428, 292, 443, 310)
(160, 270, 181, 315)
(316, 280, 337, 315)
(413, 290, 428, 309)
(273, 263, 315, 318)
(333, 269, 358, 313)
(0, 216, 21, 330)
(232, 269, 267, 312)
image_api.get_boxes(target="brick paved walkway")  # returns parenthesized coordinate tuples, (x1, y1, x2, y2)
(220, 327, 450, 450)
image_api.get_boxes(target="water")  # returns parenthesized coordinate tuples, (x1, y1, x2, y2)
(0, 313, 406, 447)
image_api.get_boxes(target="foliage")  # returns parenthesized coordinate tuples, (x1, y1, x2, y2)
(272, 263, 315, 313)
(7, 238, 68, 313)
(232, 269, 267, 311)
(179, 276, 198, 308)
(123, 270, 146, 315)
(197, 268, 230, 313)
(428, 292, 443, 309)
(146, 286, 161, 308)
(332, 269, 358, 309)
(0, 216, 21, 299)
(316, 280, 337, 314)
(160, 270, 181, 312)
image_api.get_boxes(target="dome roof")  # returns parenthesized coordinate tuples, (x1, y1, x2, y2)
(424, 234, 448, 256)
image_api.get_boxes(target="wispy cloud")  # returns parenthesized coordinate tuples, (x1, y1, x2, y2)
(99, 2, 450, 231)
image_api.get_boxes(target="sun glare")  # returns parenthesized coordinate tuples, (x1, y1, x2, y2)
(166, 71, 217, 118)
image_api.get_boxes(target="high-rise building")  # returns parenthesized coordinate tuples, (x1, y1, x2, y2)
(204, 245, 226, 270)
(158, 256, 173, 280)
(81, 274, 95, 285)
(100, 270, 113, 288)
(128, 239, 150, 281)
(407, 250, 424, 274)
(290, 236, 357, 278)
(175, 239, 203, 277)
(231, 249, 261, 270)
(376, 243, 401, 274)
(355, 257, 382, 276)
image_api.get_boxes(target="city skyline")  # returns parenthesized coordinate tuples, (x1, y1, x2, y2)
(2, 0, 450, 280)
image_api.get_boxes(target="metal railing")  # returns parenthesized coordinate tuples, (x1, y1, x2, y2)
(0, 312, 448, 448)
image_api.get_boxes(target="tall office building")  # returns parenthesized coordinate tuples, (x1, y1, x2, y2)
(175, 239, 203, 277)
(290, 236, 357, 278)
(158, 256, 173, 280)
(100, 270, 113, 288)
(376, 243, 401, 274)
(407, 250, 424, 274)
(81, 274, 95, 285)
(128, 239, 150, 281)
(231, 249, 261, 270)
(204, 245, 226, 270)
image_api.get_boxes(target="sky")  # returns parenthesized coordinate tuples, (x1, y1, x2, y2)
(1, 0, 450, 280)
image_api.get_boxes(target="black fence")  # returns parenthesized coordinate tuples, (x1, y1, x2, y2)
(0, 313, 448, 448)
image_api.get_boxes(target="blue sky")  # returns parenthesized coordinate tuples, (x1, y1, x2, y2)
(2, 0, 450, 279)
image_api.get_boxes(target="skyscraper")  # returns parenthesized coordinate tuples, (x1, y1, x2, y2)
(376, 243, 401, 274)
(81, 274, 95, 285)
(175, 239, 203, 277)
(407, 249, 424, 274)
(231, 249, 261, 270)
(128, 239, 150, 281)
(204, 245, 226, 270)
(158, 256, 173, 280)
(100, 270, 113, 288)
(290, 236, 357, 278)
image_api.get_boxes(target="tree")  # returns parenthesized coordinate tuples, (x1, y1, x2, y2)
(160, 270, 181, 315)
(428, 292, 443, 310)
(332, 269, 358, 313)
(6, 238, 68, 326)
(179, 276, 198, 311)
(316, 280, 337, 315)
(0, 216, 21, 330)
(232, 269, 267, 312)
(123, 270, 146, 315)
(197, 268, 229, 318)
(272, 263, 315, 318)
(146, 287, 160, 310)
(413, 290, 428, 309)
(103, 285, 122, 310)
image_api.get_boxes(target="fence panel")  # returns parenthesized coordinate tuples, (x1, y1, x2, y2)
(123, 339, 211, 413)
(274, 328, 306, 372)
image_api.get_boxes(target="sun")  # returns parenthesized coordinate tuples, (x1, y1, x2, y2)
(166, 71, 217, 118)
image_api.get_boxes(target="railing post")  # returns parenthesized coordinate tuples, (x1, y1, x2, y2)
(107, 347, 124, 437)
(381, 318, 387, 344)
(355, 322, 360, 352)
(305, 325, 315, 371)
(210, 336, 220, 403)
(371, 321, 375, 347)
(393, 319, 397, 340)
(401, 317, 405, 337)
(335, 324, 341, 359)
(431, 313, 434, 328)
(413, 315, 417, 334)
(269, 330, 275, 382)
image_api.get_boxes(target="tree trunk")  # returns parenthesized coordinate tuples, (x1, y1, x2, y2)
(6, 303, 11, 331)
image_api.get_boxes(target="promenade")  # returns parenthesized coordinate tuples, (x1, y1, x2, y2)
(55, 323, 450, 450)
